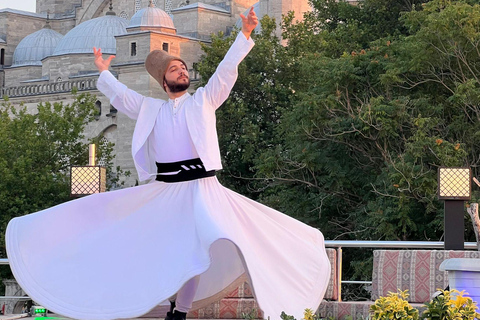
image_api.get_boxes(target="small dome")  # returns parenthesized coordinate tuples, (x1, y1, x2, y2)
(53, 15, 128, 56)
(235, 2, 261, 33)
(12, 27, 63, 66)
(128, 4, 175, 30)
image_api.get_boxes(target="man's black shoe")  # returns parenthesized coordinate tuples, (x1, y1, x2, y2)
(173, 310, 187, 320)
(164, 301, 176, 320)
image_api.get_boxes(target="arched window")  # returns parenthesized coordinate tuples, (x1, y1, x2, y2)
(120, 11, 129, 19)
(135, 0, 141, 12)
(0, 49, 4, 66)
(95, 100, 102, 120)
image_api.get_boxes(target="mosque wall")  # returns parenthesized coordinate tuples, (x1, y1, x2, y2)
(77, 0, 166, 25)
(178, 40, 204, 73)
(0, 12, 46, 66)
(91, 79, 138, 186)
(47, 18, 77, 35)
(42, 54, 97, 82)
(156, 0, 166, 11)
(0, 13, 7, 37)
(4, 66, 42, 86)
(75, 0, 105, 23)
(76, 0, 113, 23)
(258, 0, 309, 36)
(115, 32, 186, 68)
(232, 0, 257, 11)
(114, 32, 153, 65)
(171, 9, 199, 37)
(98, 0, 138, 20)
(197, 11, 232, 38)
(36, 0, 82, 15)
(108, 111, 137, 187)
(172, 8, 233, 39)
(150, 33, 182, 57)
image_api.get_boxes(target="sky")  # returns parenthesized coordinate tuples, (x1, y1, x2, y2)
(0, 0, 36, 12)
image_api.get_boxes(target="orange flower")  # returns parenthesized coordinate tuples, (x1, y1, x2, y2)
(351, 51, 357, 56)
(436, 139, 443, 145)
(360, 49, 366, 55)
(454, 143, 460, 150)
(393, 184, 399, 188)
(384, 53, 388, 58)
(387, 40, 391, 46)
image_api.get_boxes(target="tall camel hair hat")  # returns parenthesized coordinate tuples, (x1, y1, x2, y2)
(145, 49, 188, 92)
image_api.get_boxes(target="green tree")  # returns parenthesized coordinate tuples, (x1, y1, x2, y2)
(256, 0, 480, 244)
(194, 0, 480, 241)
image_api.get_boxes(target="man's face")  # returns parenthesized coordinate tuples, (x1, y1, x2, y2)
(163, 60, 190, 93)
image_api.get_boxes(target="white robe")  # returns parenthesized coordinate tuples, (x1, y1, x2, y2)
(5, 32, 331, 320)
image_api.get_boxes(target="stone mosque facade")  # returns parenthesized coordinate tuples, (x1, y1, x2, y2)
(0, 0, 310, 187)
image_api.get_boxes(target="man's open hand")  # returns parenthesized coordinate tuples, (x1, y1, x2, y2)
(240, 7, 258, 39)
(93, 47, 115, 73)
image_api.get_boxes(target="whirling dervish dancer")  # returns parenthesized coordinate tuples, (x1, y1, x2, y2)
(6, 7, 330, 320)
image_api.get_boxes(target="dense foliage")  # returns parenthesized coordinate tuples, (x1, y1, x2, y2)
(196, 0, 480, 283)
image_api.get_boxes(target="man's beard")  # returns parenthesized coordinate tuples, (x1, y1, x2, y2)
(165, 77, 190, 93)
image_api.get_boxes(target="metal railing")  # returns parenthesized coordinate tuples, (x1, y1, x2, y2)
(1, 78, 98, 98)
(0, 68, 201, 99)
(324, 240, 478, 301)
(0, 241, 478, 302)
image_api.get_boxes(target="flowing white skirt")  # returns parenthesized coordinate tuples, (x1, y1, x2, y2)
(6, 177, 330, 320)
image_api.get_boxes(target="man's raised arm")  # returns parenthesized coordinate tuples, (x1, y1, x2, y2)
(94, 47, 145, 120)
(200, 7, 258, 109)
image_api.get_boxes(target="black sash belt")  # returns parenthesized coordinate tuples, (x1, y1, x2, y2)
(155, 158, 216, 183)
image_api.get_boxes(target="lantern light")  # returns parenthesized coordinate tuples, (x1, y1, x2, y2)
(438, 167, 471, 200)
(70, 144, 106, 197)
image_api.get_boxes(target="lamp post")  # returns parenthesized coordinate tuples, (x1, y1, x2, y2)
(70, 144, 106, 197)
(438, 167, 471, 250)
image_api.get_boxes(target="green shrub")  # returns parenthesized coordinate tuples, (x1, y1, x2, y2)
(423, 289, 480, 320)
(370, 290, 419, 320)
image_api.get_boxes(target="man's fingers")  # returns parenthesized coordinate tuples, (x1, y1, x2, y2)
(93, 47, 103, 56)
(106, 55, 115, 63)
(240, 13, 246, 20)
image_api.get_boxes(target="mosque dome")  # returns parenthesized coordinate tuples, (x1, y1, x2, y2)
(235, 2, 261, 33)
(12, 25, 63, 66)
(52, 15, 128, 56)
(128, 2, 175, 30)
